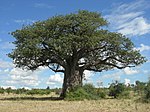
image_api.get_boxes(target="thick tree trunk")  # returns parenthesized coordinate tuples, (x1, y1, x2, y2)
(60, 66, 83, 98)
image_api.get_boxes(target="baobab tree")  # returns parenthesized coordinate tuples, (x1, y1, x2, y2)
(9, 10, 146, 98)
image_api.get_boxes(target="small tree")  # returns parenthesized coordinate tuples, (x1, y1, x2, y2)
(6, 87, 12, 94)
(145, 85, 150, 99)
(15, 88, 28, 94)
(109, 81, 129, 98)
(9, 10, 146, 98)
(144, 80, 150, 100)
(46, 86, 50, 90)
(135, 80, 146, 95)
(0, 87, 4, 94)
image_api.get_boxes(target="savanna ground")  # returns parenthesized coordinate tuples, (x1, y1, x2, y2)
(0, 94, 150, 112)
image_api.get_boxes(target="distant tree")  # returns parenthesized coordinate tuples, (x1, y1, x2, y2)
(9, 10, 146, 98)
(144, 78, 150, 102)
(135, 80, 146, 95)
(109, 81, 129, 98)
(144, 80, 150, 100)
(0, 87, 4, 94)
(6, 87, 12, 94)
(15, 88, 28, 94)
(46, 86, 50, 90)
(130, 84, 135, 88)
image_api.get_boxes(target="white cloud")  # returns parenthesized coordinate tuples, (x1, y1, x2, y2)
(83, 70, 94, 83)
(143, 70, 149, 74)
(97, 80, 103, 88)
(123, 67, 139, 75)
(20, 87, 31, 90)
(84, 70, 94, 80)
(4, 69, 9, 72)
(135, 44, 150, 52)
(14, 19, 35, 24)
(79, 58, 86, 67)
(46, 74, 63, 85)
(105, 0, 150, 36)
(0, 68, 10, 75)
(0, 59, 14, 69)
(34, 3, 54, 9)
(124, 78, 130, 86)
(101, 72, 121, 81)
(46, 70, 94, 85)
(118, 17, 150, 36)
(7, 68, 42, 87)
(1, 86, 16, 89)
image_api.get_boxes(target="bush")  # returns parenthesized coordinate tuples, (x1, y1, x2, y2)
(140, 81, 150, 103)
(82, 84, 95, 94)
(97, 90, 106, 98)
(65, 83, 106, 101)
(51, 88, 61, 95)
(118, 91, 130, 99)
(134, 80, 146, 95)
(14, 88, 28, 94)
(65, 87, 91, 101)
(109, 82, 130, 99)
(26, 89, 51, 95)
(0, 88, 4, 94)
(5, 87, 13, 94)
(145, 81, 150, 99)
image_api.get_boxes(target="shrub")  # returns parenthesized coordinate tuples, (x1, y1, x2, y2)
(145, 81, 150, 99)
(26, 89, 37, 95)
(65, 83, 106, 101)
(5, 87, 13, 94)
(109, 82, 130, 99)
(0, 88, 4, 94)
(134, 80, 146, 95)
(65, 87, 91, 101)
(14, 88, 28, 94)
(97, 90, 106, 98)
(82, 84, 95, 93)
(141, 81, 150, 103)
(26, 89, 51, 95)
(51, 88, 61, 95)
(118, 91, 130, 99)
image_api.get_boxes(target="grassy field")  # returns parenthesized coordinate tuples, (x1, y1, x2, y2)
(0, 94, 150, 112)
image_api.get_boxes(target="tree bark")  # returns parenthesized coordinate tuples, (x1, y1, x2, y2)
(60, 66, 83, 98)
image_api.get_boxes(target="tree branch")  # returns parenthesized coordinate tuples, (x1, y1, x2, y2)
(104, 62, 135, 69)
(48, 65, 65, 73)
(42, 42, 66, 67)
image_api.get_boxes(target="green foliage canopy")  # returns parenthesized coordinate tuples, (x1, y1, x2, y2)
(9, 10, 146, 73)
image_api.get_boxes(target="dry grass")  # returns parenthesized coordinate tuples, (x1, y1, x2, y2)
(0, 94, 150, 112)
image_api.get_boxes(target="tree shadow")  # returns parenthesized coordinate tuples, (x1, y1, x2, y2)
(0, 96, 63, 101)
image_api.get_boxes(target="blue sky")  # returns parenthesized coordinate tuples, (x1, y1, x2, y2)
(0, 0, 150, 89)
